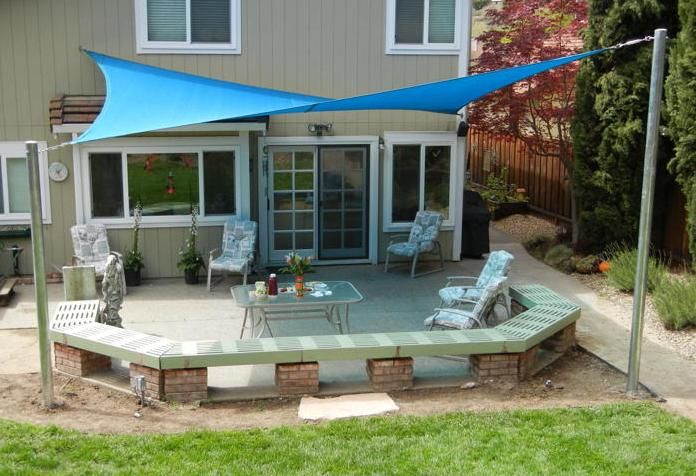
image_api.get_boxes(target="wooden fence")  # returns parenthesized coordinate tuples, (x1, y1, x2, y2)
(467, 127, 572, 222)
(466, 127, 691, 262)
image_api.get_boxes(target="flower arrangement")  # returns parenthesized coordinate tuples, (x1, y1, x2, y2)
(279, 252, 313, 276)
(124, 202, 144, 273)
(177, 205, 205, 275)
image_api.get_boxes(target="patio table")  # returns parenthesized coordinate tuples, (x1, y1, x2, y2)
(230, 281, 363, 338)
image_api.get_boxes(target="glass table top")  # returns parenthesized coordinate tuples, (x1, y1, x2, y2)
(231, 281, 363, 308)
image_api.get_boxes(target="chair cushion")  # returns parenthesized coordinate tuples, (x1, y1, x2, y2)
(210, 255, 250, 272)
(424, 309, 479, 329)
(438, 286, 482, 306)
(476, 250, 514, 288)
(387, 242, 417, 257)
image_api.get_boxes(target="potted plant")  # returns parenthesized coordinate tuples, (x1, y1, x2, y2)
(124, 202, 144, 286)
(177, 205, 205, 284)
(278, 251, 313, 297)
(479, 167, 528, 220)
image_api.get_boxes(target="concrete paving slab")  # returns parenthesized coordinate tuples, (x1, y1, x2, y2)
(298, 393, 399, 420)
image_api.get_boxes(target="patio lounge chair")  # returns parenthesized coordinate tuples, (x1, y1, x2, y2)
(70, 224, 126, 293)
(207, 217, 257, 291)
(425, 277, 508, 330)
(438, 250, 514, 318)
(384, 210, 444, 278)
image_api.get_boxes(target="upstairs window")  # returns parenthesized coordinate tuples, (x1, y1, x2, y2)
(135, 0, 241, 54)
(386, 0, 461, 55)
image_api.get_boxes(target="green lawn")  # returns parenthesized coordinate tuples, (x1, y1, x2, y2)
(1, 403, 695, 475)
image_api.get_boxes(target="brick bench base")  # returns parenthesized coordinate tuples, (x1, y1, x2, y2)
(366, 357, 414, 391)
(54, 343, 111, 377)
(129, 364, 208, 402)
(275, 362, 319, 396)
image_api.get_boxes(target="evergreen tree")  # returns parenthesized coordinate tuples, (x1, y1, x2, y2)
(666, 0, 696, 265)
(571, 0, 678, 252)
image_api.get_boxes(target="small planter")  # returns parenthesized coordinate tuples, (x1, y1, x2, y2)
(184, 269, 200, 285)
(124, 269, 142, 287)
(490, 201, 528, 221)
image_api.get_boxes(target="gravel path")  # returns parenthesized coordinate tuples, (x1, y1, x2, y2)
(493, 213, 696, 362)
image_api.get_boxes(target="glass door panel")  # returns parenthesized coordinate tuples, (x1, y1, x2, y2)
(269, 148, 316, 262)
(318, 147, 368, 259)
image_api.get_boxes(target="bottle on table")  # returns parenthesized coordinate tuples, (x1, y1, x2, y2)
(268, 273, 278, 297)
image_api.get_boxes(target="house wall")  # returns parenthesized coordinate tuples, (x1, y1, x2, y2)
(0, 0, 459, 277)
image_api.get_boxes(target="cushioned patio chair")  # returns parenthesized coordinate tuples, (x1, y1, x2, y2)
(384, 210, 444, 278)
(207, 217, 257, 291)
(438, 250, 514, 318)
(70, 224, 126, 293)
(425, 277, 508, 330)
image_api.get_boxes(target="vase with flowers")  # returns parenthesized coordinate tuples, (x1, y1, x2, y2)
(177, 205, 206, 284)
(279, 252, 313, 297)
(124, 201, 144, 286)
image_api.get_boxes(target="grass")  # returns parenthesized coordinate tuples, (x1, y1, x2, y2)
(1, 403, 696, 475)
(653, 274, 696, 330)
(605, 245, 666, 293)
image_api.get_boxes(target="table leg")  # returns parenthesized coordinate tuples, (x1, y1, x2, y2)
(240, 308, 250, 339)
(344, 304, 351, 334)
(259, 308, 273, 337)
(330, 305, 343, 334)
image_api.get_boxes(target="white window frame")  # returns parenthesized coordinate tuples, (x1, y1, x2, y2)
(385, 0, 462, 55)
(0, 142, 51, 225)
(77, 137, 248, 228)
(134, 0, 242, 55)
(383, 132, 457, 231)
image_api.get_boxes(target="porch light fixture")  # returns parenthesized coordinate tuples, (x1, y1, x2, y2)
(308, 123, 333, 136)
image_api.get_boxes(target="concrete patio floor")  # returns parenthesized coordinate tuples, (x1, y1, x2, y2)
(2, 228, 696, 419)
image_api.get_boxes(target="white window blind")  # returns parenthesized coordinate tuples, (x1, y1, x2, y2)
(428, 0, 455, 44)
(191, 0, 231, 43)
(147, 0, 186, 42)
(395, 0, 425, 44)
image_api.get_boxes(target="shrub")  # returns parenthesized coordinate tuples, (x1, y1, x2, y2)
(653, 275, 696, 330)
(544, 244, 574, 273)
(524, 234, 555, 259)
(605, 246, 666, 293)
(573, 255, 598, 274)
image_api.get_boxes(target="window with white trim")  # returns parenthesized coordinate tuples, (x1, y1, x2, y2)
(386, 0, 461, 55)
(383, 133, 457, 230)
(82, 142, 240, 226)
(0, 142, 51, 224)
(134, 0, 241, 54)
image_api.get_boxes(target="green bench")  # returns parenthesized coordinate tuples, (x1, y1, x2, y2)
(50, 284, 580, 401)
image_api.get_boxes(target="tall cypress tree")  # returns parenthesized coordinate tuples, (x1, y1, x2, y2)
(571, 0, 678, 252)
(666, 0, 696, 265)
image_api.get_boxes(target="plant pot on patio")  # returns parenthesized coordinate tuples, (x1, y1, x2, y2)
(184, 269, 200, 285)
(124, 268, 141, 287)
(489, 200, 528, 221)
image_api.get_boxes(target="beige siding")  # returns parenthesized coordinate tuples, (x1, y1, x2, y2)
(0, 0, 460, 277)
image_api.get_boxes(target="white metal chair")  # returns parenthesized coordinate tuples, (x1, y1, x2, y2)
(438, 250, 514, 318)
(425, 277, 509, 330)
(207, 217, 257, 291)
(70, 224, 126, 294)
(384, 210, 445, 278)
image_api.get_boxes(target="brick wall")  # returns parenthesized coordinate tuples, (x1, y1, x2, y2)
(366, 357, 414, 391)
(54, 343, 111, 377)
(129, 364, 208, 402)
(275, 362, 319, 396)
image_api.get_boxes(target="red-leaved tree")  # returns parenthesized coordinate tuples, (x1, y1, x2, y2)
(468, 0, 587, 243)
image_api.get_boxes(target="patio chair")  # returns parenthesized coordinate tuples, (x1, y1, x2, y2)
(438, 250, 514, 318)
(425, 277, 508, 330)
(207, 217, 257, 291)
(70, 224, 126, 294)
(384, 210, 444, 278)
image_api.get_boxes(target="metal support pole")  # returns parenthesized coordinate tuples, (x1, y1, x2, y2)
(26, 141, 54, 407)
(626, 29, 667, 394)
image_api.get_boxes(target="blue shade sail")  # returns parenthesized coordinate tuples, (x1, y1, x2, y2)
(74, 48, 605, 144)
